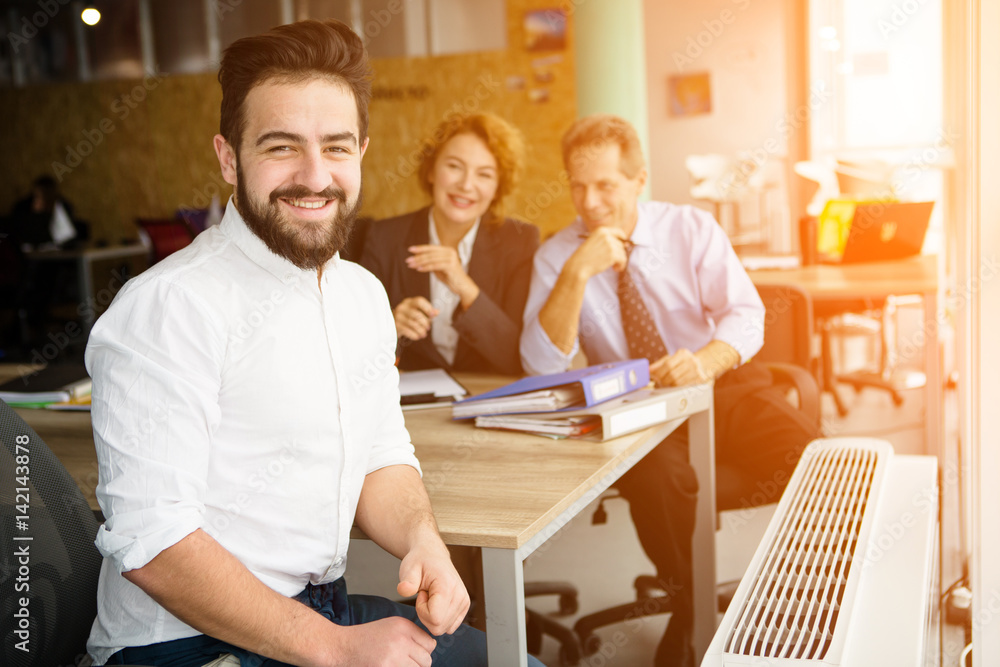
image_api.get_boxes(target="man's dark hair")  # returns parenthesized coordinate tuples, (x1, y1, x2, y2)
(31, 175, 59, 211)
(218, 19, 373, 154)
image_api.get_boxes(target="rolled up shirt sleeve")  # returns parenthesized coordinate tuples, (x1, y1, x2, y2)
(87, 278, 225, 573)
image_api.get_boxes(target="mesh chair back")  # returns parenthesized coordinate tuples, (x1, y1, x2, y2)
(0, 400, 102, 667)
(135, 218, 196, 264)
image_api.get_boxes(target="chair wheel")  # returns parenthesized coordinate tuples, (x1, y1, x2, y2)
(559, 593, 579, 615)
(581, 633, 602, 656)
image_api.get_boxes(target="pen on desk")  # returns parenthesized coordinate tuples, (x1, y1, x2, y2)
(400, 392, 437, 405)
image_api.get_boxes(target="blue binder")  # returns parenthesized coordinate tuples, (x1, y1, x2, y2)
(453, 359, 650, 419)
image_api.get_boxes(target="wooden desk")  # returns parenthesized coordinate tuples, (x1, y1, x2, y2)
(5, 370, 719, 665)
(25, 244, 148, 334)
(415, 374, 717, 664)
(747, 254, 941, 453)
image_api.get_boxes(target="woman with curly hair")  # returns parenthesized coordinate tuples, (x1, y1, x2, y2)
(361, 112, 539, 375)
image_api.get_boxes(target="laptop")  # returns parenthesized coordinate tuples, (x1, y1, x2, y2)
(818, 201, 935, 264)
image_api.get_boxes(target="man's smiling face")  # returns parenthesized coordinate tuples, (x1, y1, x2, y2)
(215, 76, 368, 269)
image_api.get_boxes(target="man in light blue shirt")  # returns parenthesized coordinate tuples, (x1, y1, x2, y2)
(521, 114, 819, 667)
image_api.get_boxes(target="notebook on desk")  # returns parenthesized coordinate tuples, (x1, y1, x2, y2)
(818, 201, 935, 264)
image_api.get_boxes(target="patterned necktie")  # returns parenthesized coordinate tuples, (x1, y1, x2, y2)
(618, 254, 668, 363)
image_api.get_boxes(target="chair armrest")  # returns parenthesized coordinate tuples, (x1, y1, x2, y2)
(764, 362, 821, 430)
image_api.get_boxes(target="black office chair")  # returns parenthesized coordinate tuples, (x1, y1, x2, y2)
(0, 400, 148, 667)
(525, 284, 822, 665)
(753, 283, 821, 424)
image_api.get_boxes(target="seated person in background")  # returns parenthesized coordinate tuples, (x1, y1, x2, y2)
(86, 19, 504, 667)
(8, 175, 89, 250)
(360, 112, 540, 376)
(520, 114, 820, 667)
(6, 175, 91, 347)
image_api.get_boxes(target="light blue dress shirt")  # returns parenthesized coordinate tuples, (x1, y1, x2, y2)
(520, 201, 766, 375)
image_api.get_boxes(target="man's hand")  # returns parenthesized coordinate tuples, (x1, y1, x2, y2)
(327, 618, 436, 667)
(120, 528, 440, 667)
(650, 349, 711, 387)
(396, 542, 470, 636)
(393, 297, 438, 341)
(356, 466, 470, 640)
(538, 227, 633, 355)
(650, 340, 740, 387)
(566, 227, 631, 281)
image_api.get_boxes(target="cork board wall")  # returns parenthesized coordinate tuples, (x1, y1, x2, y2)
(0, 0, 578, 246)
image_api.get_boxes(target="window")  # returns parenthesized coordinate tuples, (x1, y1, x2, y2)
(1, 0, 508, 87)
(4, 0, 81, 85)
(808, 0, 946, 251)
(149, 0, 210, 75)
(84, 0, 143, 80)
(216, 0, 284, 53)
(809, 0, 944, 158)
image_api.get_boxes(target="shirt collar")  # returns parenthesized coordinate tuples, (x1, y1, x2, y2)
(219, 196, 341, 283)
(427, 209, 481, 268)
(629, 203, 656, 249)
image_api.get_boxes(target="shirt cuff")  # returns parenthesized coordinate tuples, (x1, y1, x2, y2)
(520, 320, 578, 376)
(367, 451, 422, 478)
(714, 319, 764, 365)
(95, 504, 204, 573)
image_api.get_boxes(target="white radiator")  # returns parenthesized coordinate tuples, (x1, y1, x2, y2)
(702, 438, 939, 667)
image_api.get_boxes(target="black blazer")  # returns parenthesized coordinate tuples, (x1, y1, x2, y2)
(359, 207, 540, 375)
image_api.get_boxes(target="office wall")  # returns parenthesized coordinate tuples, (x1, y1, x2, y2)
(643, 0, 806, 249)
(0, 0, 577, 245)
(363, 0, 577, 237)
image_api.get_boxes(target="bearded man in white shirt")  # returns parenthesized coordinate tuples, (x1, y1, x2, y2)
(85, 19, 517, 667)
(520, 114, 820, 667)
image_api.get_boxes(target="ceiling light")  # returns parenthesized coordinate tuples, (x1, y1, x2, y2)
(81, 8, 101, 26)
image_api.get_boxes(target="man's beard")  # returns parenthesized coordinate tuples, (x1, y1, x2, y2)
(235, 167, 362, 270)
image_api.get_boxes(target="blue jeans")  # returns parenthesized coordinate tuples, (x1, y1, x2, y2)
(104, 578, 545, 666)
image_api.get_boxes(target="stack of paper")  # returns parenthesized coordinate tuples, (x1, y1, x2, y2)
(474, 414, 601, 437)
(452, 360, 653, 438)
(398, 368, 468, 410)
(452, 385, 584, 418)
(475, 385, 712, 441)
(45, 394, 93, 411)
(0, 364, 92, 408)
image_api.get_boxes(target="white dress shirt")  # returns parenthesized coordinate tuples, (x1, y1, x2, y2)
(520, 201, 765, 375)
(86, 200, 419, 663)
(427, 211, 480, 365)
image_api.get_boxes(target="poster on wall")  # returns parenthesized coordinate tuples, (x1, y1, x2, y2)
(668, 72, 712, 117)
(524, 9, 567, 52)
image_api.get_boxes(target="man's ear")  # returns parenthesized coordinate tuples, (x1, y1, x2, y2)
(359, 136, 370, 159)
(635, 167, 649, 192)
(213, 134, 238, 187)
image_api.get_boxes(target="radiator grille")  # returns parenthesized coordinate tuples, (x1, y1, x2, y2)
(723, 440, 891, 661)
